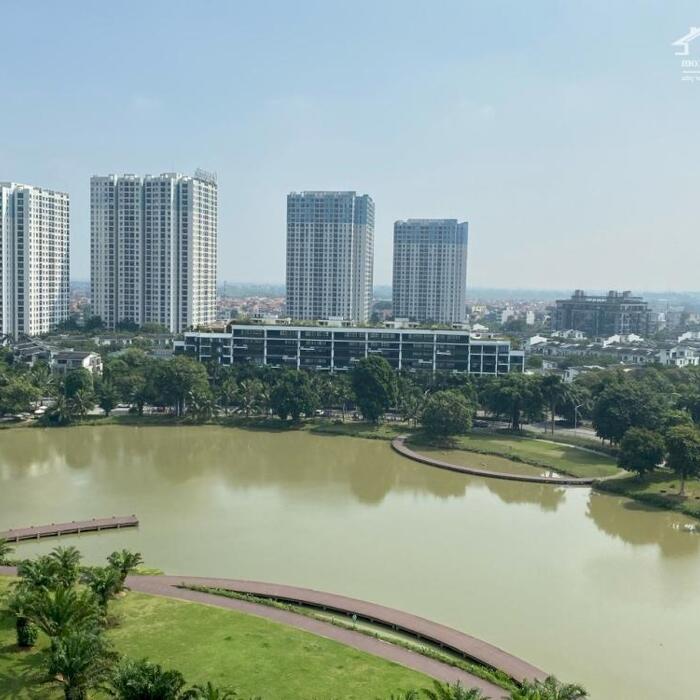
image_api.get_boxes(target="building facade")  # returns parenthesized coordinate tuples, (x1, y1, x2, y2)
(90, 171, 217, 333)
(393, 219, 468, 324)
(179, 324, 524, 375)
(552, 290, 657, 338)
(286, 191, 374, 323)
(0, 183, 70, 337)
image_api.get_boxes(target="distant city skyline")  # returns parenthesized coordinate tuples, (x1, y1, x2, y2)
(3, 2, 700, 291)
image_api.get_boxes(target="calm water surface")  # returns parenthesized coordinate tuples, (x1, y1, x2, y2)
(1, 426, 698, 700)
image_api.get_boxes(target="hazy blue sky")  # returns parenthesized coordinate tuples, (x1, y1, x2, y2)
(2, 1, 699, 290)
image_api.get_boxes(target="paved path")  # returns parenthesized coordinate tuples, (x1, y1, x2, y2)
(127, 575, 545, 686)
(392, 436, 598, 486)
(0, 515, 138, 542)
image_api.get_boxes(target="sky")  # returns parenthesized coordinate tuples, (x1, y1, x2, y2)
(2, 1, 699, 291)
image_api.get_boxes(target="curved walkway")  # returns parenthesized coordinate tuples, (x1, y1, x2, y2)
(127, 575, 545, 685)
(0, 567, 544, 696)
(392, 436, 599, 486)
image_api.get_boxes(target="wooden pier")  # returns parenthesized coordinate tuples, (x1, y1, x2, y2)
(0, 515, 139, 542)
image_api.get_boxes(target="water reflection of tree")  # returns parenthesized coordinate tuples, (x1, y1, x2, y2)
(482, 478, 566, 512)
(586, 491, 700, 558)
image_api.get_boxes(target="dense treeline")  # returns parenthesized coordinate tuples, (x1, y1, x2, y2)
(3, 347, 700, 486)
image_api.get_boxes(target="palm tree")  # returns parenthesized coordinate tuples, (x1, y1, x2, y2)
(423, 681, 491, 700)
(510, 676, 587, 700)
(539, 376, 572, 435)
(190, 682, 237, 699)
(25, 585, 101, 638)
(31, 360, 56, 399)
(236, 379, 263, 417)
(218, 376, 238, 415)
(68, 388, 94, 420)
(81, 566, 122, 610)
(47, 629, 115, 700)
(6, 588, 38, 647)
(0, 537, 14, 565)
(49, 394, 73, 425)
(106, 549, 144, 590)
(106, 658, 195, 699)
(48, 546, 83, 587)
(17, 555, 60, 590)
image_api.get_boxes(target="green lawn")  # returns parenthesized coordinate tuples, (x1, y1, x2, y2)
(409, 431, 621, 479)
(0, 581, 430, 699)
(596, 470, 700, 520)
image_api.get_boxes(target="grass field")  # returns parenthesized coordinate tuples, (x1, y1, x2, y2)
(0, 581, 430, 699)
(596, 470, 700, 520)
(409, 431, 621, 479)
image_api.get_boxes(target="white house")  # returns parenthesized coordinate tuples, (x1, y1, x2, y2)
(657, 346, 700, 368)
(51, 351, 103, 376)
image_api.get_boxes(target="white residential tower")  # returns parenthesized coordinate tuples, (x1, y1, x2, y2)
(392, 219, 469, 324)
(90, 171, 217, 333)
(286, 191, 374, 323)
(0, 183, 70, 337)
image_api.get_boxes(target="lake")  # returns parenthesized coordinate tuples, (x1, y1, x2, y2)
(1, 425, 698, 699)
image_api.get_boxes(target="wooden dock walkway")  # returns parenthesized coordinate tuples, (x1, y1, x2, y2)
(0, 515, 138, 542)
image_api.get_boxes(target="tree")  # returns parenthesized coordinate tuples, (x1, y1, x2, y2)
(480, 374, 543, 431)
(665, 424, 700, 496)
(150, 356, 211, 417)
(540, 375, 570, 434)
(0, 537, 14, 565)
(0, 376, 40, 415)
(187, 389, 215, 423)
(218, 375, 239, 415)
(46, 394, 73, 425)
(509, 675, 587, 700)
(269, 371, 319, 422)
(30, 360, 56, 398)
(107, 550, 143, 590)
(396, 376, 424, 427)
(17, 554, 62, 590)
(351, 356, 397, 423)
(617, 428, 665, 476)
(83, 314, 105, 331)
(591, 381, 667, 445)
(189, 682, 237, 700)
(236, 378, 264, 417)
(106, 658, 193, 699)
(47, 629, 114, 700)
(81, 566, 122, 610)
(420, 390, 473, 440)
(6, 588, 39, 647)
(24, 585, 101, 638)
(48, 546, 83, 588)
(423, 681, 490, 700)
(63, 369, 94, 399)
(97, 381, 119, 417)
(68, 388, 95, 420)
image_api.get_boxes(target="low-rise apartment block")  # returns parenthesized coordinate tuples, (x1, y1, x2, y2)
(177, 324, 524, 375)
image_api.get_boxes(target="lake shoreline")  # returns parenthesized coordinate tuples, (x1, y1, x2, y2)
(4, 414, 700, 520)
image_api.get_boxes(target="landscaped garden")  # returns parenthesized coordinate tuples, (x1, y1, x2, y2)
(407, 431, 621, 479)
(0, 578, 431, 699)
